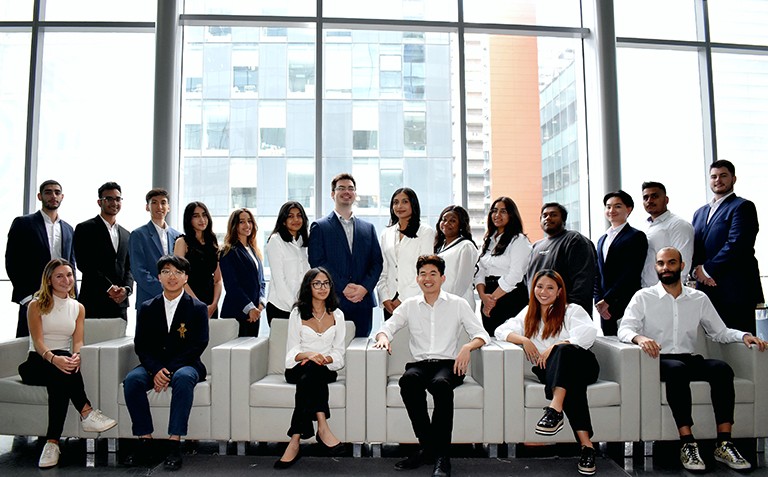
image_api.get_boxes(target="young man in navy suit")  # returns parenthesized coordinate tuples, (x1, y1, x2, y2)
(129, 188, 181, 311)
(6, 180, 76, 337)
(123, 255, 209, 471)
(692, 160, 763, 334)
(308, 173, 383, 337)
(594, 190, 648, 336)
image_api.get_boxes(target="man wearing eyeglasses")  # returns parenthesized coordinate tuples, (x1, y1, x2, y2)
(74, 182, 134, 319)
(123, 255, 209, 471)
(309, 172, 383, 337)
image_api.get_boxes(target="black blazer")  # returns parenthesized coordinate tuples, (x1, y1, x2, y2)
(74, 215, 134, 318)
(219, 242, 266, 337)
(134, 292, 209, 379)
(594, 224, 648, 319)
(5, 211, 76, 303)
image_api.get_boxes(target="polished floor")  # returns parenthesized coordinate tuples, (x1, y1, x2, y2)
(0, 435, 765, 476)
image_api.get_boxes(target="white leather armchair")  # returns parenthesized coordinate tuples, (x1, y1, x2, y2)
(229, 319, 366, 456)
(365, 328, 504, 456)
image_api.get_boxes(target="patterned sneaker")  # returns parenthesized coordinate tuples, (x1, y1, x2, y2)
(81, 409, 117, 432)
(680, 442, 705, 471)
(577, 446, 596, 475)
(535, 406, 564, 435)
(38, 441, 60, 468)
(714, 441, 751, 470)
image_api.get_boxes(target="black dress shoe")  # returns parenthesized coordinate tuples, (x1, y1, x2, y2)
(315, 431, 345, 456)
(432, 456, 451, 477)
(123, 438, 152, 467)
(274, 450, 301, 469)
(164, 441, 183, 471)
(395, 449, 433, 471)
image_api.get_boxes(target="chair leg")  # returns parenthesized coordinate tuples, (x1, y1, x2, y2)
(758, 437, 767, 455)
(108, 437, 118, 453)
(642, 440, 653, 456)
(624, 441, 633, 458)
(236, 441, 246, 456)
(86, 438, 96, 453)
(487, 444, 498, 458)
(353, 443, 362, 458)
(371, 443, 382, 458)
(218, 441, 227, 455)
(508, 443, 516, 458)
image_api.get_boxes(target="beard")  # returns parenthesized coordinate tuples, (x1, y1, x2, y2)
(657, 268, 682, 285)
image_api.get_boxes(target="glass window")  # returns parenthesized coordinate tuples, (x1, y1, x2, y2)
(324, 0, 457, 22)
(0, 1, 33, 20)
(614, 0, 698, 41)
(183, 0, 316, 16)
(43, 0, 156, 22)
(233, 50, 259, 96)
(464, 0, 582, 28)
(708, 0, 768, 46)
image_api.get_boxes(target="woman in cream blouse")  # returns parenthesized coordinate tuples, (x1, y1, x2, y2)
(434, 205, 478, 308)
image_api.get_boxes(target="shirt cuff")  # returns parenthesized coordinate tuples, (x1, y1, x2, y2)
(701, 266, 712, 279)
(242, 302, 256, 314)
(20, 295, 34, 306)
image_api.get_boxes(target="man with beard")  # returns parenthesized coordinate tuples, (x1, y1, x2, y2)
(618, 247, 766, 471)
(5, 180, 76, 337)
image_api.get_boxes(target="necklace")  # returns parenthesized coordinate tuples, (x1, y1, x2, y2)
(313, 310, 326, 323)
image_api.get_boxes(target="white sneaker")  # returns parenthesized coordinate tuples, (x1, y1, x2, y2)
(38, 441, 60, 468)
(80, 409, 117, 432)
(680, 442, 705, 471)
(714, 441, 752, 470)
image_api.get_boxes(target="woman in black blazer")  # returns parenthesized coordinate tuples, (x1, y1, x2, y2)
(219, 208, 266, 337)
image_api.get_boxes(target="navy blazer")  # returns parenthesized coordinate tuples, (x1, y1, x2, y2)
(129, 221, 181, 309)
(74, 216, 134, 318)
(594, 224, 648, 319)
(692, 194, 764, 307)
(134, 292, 209, 379)
(5, 211, 76, 303)
(219, 242, 266, 335)
(308, 212, 383, 336)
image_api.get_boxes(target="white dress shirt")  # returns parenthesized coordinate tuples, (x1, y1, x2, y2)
(334, 210, 355, 252)
(494, 303, 596, 351)
(40, 211, 62, 259)
(602, 222, 627, 262)
(437, 238, 479, 308)
(707, 191, 735, 224)
(285, 308, 346, 371)
(265, 234, 310, 312)
(152, 221, 170, 256)
(163, 291, 183, 332)
(377, 223, 436, 303)
(377, 291, 490, 361)
(618, 282, 747, 353)
(99, 215, 120, 252)
(641, 210, 694, 287)
(474, 233, 531, 292)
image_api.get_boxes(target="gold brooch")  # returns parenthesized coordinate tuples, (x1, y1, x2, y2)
(177, 323, 187, 338)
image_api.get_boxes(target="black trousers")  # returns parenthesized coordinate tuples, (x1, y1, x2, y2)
(16, 303, 29, 337)
(266, 302, 290, 325)
(399, 359, 465, 458)
(284, 361, 338, 439)
(18, 350, 90, 441)
(660, 353, 735, 430)
(532, 344, 599, 438)
(480, 277, 516, 335)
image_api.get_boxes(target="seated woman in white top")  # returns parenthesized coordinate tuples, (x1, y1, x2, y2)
(494, 269, 599, 476)
(377, 188, 435, 319)
(265, 201, 311, 323)
(474, 196, 531, 334)
(275, 267, 347, 469)
(434, 205, 478, 308)
(19, 259, 116, 469)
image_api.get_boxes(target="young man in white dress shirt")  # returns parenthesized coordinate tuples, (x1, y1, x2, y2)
(374, 255, 490, 477)
(618, 247, 766, 471)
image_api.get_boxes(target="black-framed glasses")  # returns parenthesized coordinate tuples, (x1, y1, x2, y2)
(160, 269, 186, 276)
(334, 186, 356, 192)
(311, 280, 331, 289)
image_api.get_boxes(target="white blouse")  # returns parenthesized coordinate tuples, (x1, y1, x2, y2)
(474, 233, 531, 292)
(265, 234, 310, 312)
(285, 308, 346, 371)
(377, 223, 436, 304)
(494, 303, 596, 351)
(437, 238, 479, 308)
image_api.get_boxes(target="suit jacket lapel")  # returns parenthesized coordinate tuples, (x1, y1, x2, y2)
(702, 194, 736, 241)
(328, 212, 353, 258)
(147, 221, 165, 256)
(597, 234, 606, 267)
(96, 216, 118, 259)
(32, 212, 52, 259)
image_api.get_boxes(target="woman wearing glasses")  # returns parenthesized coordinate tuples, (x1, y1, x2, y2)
(474, 196, 531, 335)
(219, 208, 266, 337)
(275, 268, 346, 469)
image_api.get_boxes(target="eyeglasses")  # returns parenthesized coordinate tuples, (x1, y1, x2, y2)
(311, 280, 331, 289)
(160, 269, 186, 276)
(334, 186, 356, 192)
(100, 196, 123, 203)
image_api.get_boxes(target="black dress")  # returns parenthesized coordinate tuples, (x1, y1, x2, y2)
(180, 235, 219, 318)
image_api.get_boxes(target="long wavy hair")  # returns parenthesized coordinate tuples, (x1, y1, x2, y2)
(221, 208, 261, 260)
(295, 268, 339, 321)
(182, 201, 218, 251)
(268, 201, 309, 247)
(35, 259, 76, 315)
(434, 205, 476, 252)
(524, 269, 568, 340)
(481, 196, 524, 257)
(387, 187, 422, 239)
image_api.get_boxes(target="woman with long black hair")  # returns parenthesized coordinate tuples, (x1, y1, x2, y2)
(434, 205, 478, 308)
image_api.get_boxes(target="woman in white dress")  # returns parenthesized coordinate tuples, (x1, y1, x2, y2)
(434, 205, 478, 308)
(275, 267, 346, 469)
(377, 188, 435, 319)
(474, 196, 531, 334)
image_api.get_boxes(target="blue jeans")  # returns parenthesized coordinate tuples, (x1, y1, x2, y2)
(123, 365, 199, 437)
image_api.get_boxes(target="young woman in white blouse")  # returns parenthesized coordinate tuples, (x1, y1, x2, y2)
(275, 267, 346, 469)
(377, 188, 435, 319)
(265, 201, 311, 324)
(434, 205, 478, 308)
(474, 196, 531, 334)
(494, 269, 599, 475)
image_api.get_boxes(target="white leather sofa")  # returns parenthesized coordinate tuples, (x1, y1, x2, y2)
(229, 319, 366, 456)
(365, 328, 504, 457)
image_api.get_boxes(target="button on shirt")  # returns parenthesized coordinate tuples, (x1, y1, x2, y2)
(40, 211, 62, 259)
(602, 222, 627, 262)
(377, 291, 490, 361)
(163, 292, 183, 332)
(618, 282, 747, 354)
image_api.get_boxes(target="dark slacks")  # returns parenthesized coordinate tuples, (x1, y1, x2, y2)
(660, 353, 735, 429)
(399, 359, 465, 458)
(266, 302, 290, 325)
(284, 361, 338, 438)
(16, 303, 30, 337)
(600, 316, 618, 337)
(532, 344, 599, 438)
(480, 277, 516, 335)
(18, 350, 91, 441)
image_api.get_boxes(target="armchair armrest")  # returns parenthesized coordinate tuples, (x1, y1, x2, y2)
(229, 337, 268, 441)
(473, 341, 504, 443)
(592, 337, 640, 441)
(98, 336, 138, 437)
(495, 340, 525, 443)
(638, 347, 662, 440)
(713, 342, 768, 436)
(211, 337, 254, 441)
(366, 339, 388, 443)
(345, 337, 367, 442)
(79, 343, 101, 410)
(0, 338, 29, 378)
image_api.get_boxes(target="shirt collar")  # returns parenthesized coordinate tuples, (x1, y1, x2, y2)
(99, 215, 118, 229)
(334, 209, 355, 222)
(647, 210, 671, 224)
(710, 191, 735, 207)
(605, 222, 628, 235)
(39, 210, 59, 225)
(163, 291, 184, 307)
(651, 281, 691, 300)
(415, 290, 448, 306)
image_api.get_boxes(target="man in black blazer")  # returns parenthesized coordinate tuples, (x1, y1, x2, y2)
(595, 190, 648, 336)
(5, 180, 76, 337)
(73, 182, 134, 319)
(123, 255, 209, 471)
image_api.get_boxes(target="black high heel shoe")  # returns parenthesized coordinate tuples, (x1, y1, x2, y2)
(274, 448, 301, 469)
(315, 431, 345, 456)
